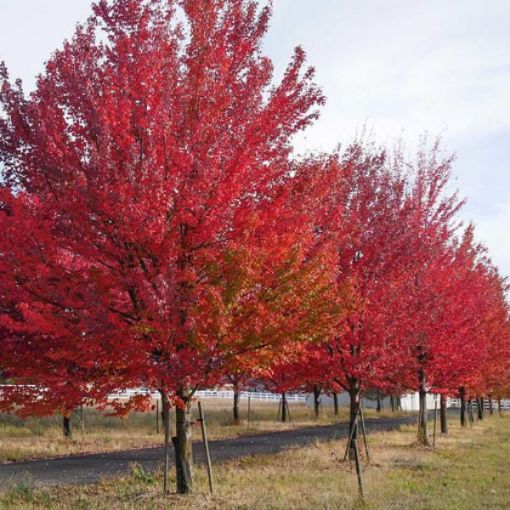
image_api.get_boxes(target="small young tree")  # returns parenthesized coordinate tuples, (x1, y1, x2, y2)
(315, 141, 414, 457)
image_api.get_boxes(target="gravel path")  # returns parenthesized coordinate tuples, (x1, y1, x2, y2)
(0, 415, 415, 488)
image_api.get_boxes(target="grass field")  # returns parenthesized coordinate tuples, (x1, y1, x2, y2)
(0, 399, 404, 463)
(0, 411, 508, 509)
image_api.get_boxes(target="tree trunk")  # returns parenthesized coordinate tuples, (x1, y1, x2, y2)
(396, 396, 402, 411)
(161, 391, 170, 495)
(459, 387, 466, 427)
(281, 392, 288, 423)
(498, 397, 502, 416)
(348, 385, 360, 459)
(390, 394, 396, 412)
(233, 383, 241, 425)
(333, 393, 339, 416)
(488, 396, 494, 416)
(174, 391, 193, 494)
(313, 385, 321, 419)
(376, 390, 382, 413)
(440, 394, 448, 434)
(417, 369, 429, 445)
(62, 413, 72, 438)
(477, 397, 484, 420)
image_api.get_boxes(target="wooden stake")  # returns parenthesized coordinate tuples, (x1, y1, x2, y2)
(342, 404, 365, 499)
(247, 396, 251, 428)
(80, 405, 84, 436)
(353, 435, 364, 500)
(198, 401, 214, 494)
(156, 399, 160, 434)
(433, 394, 438, 447)
(359, 402, 370, 462)
(343, 406, 360, 461)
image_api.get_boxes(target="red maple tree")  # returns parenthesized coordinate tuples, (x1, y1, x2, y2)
(0, 0, 325, 493)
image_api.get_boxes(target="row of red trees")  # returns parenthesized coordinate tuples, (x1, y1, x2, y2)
(249, 141, 510, 445)
(1, 0, 509, 495)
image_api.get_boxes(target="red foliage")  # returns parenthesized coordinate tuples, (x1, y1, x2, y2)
(0, 0, 509, 482)
(0, 0, 325, 413)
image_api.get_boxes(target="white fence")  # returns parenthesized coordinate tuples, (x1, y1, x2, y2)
(196, 389, 305, 402)
(108, 388, 306, 403)
(448, 398, 510, 410)
(0, 385, 306, 403)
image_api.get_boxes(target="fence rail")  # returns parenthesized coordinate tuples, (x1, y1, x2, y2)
(107, 388, 306, 403)
(195, 389, 306, 402)
(448, 398, 510, 410)
(3, 385, 506, 408)
(0, 385, 306, 403)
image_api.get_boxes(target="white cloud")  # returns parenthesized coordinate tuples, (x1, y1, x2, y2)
(265, 1, 510, 277)
(475, 204, 510, 276)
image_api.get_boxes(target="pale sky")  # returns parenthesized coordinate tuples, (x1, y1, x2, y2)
(1, 0, 509, 277)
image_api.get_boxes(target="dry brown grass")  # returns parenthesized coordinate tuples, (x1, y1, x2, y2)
(0, 400, 403, 463)
(1, 412, 508, 509)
